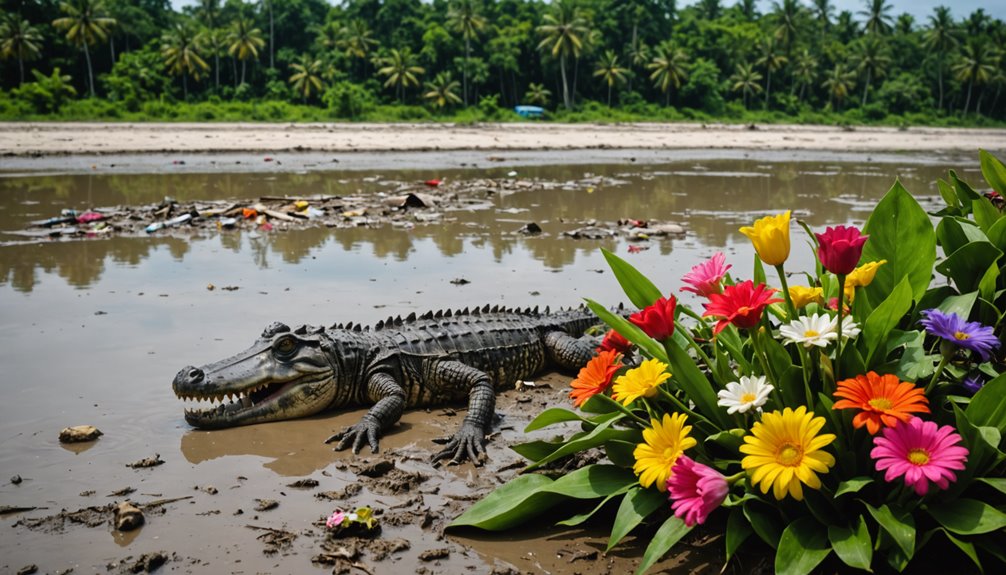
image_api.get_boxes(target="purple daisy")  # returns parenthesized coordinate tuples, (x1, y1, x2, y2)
(919, 309, 1000, 361)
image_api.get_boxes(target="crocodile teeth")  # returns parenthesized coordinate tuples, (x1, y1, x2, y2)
(241, 395, 252, 408)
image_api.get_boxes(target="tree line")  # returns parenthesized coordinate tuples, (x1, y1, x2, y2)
(0, 0, 1003, 123)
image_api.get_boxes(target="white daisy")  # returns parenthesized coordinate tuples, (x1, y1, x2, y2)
(779, 313, 839, 348)
(717, 375, 773, 414)
(839, 316, 861, 340)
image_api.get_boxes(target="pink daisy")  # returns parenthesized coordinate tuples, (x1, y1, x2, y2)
(871, 417, 968, 496)
(681, 252, 731, 297)
(666, 456, 729, 526)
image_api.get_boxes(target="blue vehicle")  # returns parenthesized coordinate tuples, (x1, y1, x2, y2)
(514, 105, 545, 118)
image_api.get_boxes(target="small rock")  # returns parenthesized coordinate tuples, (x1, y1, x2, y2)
(517, 222, 542, 235)
(450, 278, 470, 286)
(11, 474, 22, 485)
(114, 501, 145, 531)
(16, 565, 37, 575)
(127, 454, 164, 469)
(254, 499, 279, 512)
(287, 478, 319, 489)
(354, 459, 395, 478)
(418, 548, 450, 561)
(129, 551, 167, 573)
(58, 425, 102, 443)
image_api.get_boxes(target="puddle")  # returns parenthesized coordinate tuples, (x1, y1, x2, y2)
(0, 150, 983, 574)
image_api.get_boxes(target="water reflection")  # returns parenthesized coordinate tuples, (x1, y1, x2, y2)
(0, 157, 981, 293)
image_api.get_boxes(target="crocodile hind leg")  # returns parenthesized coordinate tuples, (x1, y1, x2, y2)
(325, 372, 406, 454)
(426, 359, 495, 466)
(544, 331, 597, 372)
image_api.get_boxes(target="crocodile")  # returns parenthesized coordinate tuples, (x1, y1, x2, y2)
(172, 305, 600, 464)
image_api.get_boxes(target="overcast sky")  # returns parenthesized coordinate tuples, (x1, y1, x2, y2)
(170, 1, 1004, 25)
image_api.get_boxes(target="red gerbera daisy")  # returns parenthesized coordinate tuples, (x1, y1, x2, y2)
(702, 280, 782, 334)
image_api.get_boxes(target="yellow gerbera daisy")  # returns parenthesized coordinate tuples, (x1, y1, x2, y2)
(739, 406, 836, 500)
(632, 412, 697, 491)
(611, 358, 670, 406)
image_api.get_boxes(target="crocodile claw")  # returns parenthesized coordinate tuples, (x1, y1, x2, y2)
(326, 415, 382, 454)
(432, 420, 487, 466)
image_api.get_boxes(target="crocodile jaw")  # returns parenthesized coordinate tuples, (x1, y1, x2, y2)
(175, 371, 336, 428)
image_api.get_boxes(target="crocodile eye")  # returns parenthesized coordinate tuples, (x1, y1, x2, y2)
(273, 336, 298, 357)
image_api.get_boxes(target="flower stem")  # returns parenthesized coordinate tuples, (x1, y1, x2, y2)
(835, 273, 846, 382)
(750, 328, 784, 408)
(774, 264, 798, 321)
(656, 385, 712, 426)
(926, 354, 950, 395)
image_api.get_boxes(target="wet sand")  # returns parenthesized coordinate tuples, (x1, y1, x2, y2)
(3, 121, 1005, 157)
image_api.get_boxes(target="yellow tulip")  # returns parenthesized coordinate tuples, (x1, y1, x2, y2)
(845, 260, 887, 301)
(739, 211, 791, 266)
(789, 285, 824, 309)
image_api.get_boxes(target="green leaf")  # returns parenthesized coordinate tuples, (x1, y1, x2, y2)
(936, 290, 979, 320)
(585, 298, 668, 362)
(602, 248, 663, 309)
(985, 215, 1006, 253)
(932, 528, 984, 573)
(605, 439, 639, 468)
(834, 477, 874, 498)
(524, 420, 640, 472)
(635, 515, 692, 575)
(936, 217, 986, 256)
(828, 515, 873, 572)
(510, 439, 567, 462)
(725, 508, 753, 564)
(744, 502, 783, 549)
(927, 499, 1006, 535)
(972, 197, 1002, 232)
(976, 477, 1006, 495)
(776, 516, 831, 575)
(980, 149, 1006, 195)
(862, 179, 937, 303)
(864, 276, 913, 366)
(606, 486, 665, 552)
(950, 169, 982, 204)
(863, 502, 916, 560)
(664, 338, 731, 429)
(524, 407, 612, 432)
(937, 178, 960, 212)
(557, 484, 633, 526)
(934, 241, 1002, 294)
(966, 372, 1006, 436)
(448, 464, 637, 531)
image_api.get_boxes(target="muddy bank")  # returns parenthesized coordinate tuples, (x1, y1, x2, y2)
(2, 121, 1005, 159)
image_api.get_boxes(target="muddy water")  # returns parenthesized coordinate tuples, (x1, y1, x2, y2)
(0, 150, 980, 574)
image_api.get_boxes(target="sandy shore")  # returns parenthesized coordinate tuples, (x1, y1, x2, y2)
(2, 121, 1005, 156)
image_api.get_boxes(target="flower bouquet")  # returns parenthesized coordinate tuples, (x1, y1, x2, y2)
(325, 506, 380, 538)
(449, 151, 1006, 574)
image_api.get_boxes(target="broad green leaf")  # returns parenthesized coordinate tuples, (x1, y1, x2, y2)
(776, 516, 831, 575)
(936, 217, 985, 257)
(863, 502, 916, 559)
(725, 508, 753, 564)
(950, 169, 982, 204)
(976, 477, 1006, 495)
(894, 331, 934, 382)
(862, 179, 937, 303)
(744, 502, 783, 549)
(828, 515, 873, 572)
(705, 428, 745, 453)
(525, 421, 639, 471)
(635, 515, 692, 575)
(980, 149, 1006, 196)
(972, 197, 1002, 232)
(664, 338, 731, 429)
(448, 464, 636, 531)
(602, 248, 663, 309)
(585, 298, 668, 362)
(864, 276, 913, 366)
(985, 214, 1006, 253)
(936, 290, 979, 320)
(932, 528, 984, 573)
(934, 241, 1002, 294)
(511, 439, 566, 462)
(557, 484, 633, 526)
(606, 486, 665, 552)
(966, 372, 1006, 436)
(937, 178, 960, 212)
(927, 499, 1006, 535)
(605, 439, 638, 468)
(835, 477, 874, 498)
(524, 407, 615, 432)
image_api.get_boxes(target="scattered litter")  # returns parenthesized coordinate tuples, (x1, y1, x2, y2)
(517, 222, 542, 235)
(507, 170, 518, 177)
(145, 213, 192, 234)
(59, 425, 102, 443)
(254, 499, 278, 512)
(423, 179, 442, 187)
(450, 278, 471, 285)
(127, 454, 164, 469)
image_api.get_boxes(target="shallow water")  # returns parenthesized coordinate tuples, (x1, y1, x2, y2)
(0, 150, 982, 573)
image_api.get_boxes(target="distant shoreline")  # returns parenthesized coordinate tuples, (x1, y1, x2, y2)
(2, 122, 1005, 158)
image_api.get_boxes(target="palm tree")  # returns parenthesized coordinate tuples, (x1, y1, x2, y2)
(737, 0, 758, 21)
(524, 82, 551, 106)
(197, 26, 227, 89)
(952, 41, 998, 115)
(852, 36, 890, 106)
(446, 0, 487, 107)
(624, 41, 648, 93)
(0, 15, 43, 85)
(227, 17, 264, 87)
(811, 0, 834, 31)
(259, 0, 274, 69)
(423, 71, 462, 109)
(197, 0, 221, 29)
(859, 0, 893, 35)
(288, 54, 324, 102)
(338, 19, 379, 79)
(756, 36, 787, 108)
(593, 50, 628, 107)
(895, 13, 914, 35)
(52, 0, 117, 97)
(963, 9, 989, 37)
(791, 49, 817, 102)
(772, 0, 802, 52)
(923, 6, 958, 111)
(536, 0, 590, 110)
(377, 48, 424, 103)
(729, 62, 763, 109)
(161, 23, 208, 100)
(647, 43, 689, 107)
(822, 63, 856, 110)
(696, 0, 721, 20)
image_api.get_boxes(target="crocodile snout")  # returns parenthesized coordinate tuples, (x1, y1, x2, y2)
(174, 365, 205, 391)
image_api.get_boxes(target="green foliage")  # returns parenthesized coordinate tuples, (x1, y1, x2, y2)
(448, 152, 1006, 573)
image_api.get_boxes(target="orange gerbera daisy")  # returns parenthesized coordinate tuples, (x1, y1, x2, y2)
(569, 350, 623, 407)
(833, 372, 930, 435)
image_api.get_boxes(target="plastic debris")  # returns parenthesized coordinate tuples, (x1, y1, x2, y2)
(423, 179, 442, 187)
(242, 208, 258, 219)
(75, 211, 104, 224)
(145, 213, 192, 233)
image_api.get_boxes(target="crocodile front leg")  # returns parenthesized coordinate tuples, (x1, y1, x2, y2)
(544, 331, 596, 371)
(428, 359, 495, 466)
(325, 372, 405, 454)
